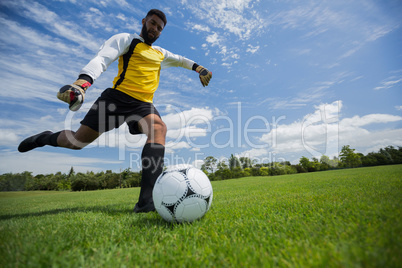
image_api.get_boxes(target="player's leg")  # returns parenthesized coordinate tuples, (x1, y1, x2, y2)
(18, 88, 118, 153)
(17, 125, 100, 152)
(56, 125, 101, 149)
(138, 113, 167, 145)
(133, 114, 167, 213)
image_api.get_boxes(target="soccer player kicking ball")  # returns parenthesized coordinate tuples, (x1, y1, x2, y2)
(17, 9, 212, 213)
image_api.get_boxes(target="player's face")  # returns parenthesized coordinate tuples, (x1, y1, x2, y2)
(141, 14, 164, 45)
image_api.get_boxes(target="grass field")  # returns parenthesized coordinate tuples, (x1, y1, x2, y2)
(0, 165, 401, 267)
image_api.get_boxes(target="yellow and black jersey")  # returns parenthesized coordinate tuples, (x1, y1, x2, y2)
(80, 33, 195, 103)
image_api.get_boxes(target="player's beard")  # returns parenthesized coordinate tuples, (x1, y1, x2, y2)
(141, 23, 159, 45)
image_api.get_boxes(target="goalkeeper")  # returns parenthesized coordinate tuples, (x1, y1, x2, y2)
(17, 9, 212, 213)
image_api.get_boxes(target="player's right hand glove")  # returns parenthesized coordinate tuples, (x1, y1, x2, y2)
(196, 65, 212, 87)
(57, 79, 91, 111)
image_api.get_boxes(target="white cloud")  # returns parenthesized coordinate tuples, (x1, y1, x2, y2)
(182, 0, 264, 40)
(116, 13, 127, 21)
(0, 17, 84, 56)
(246, 45, 260, 54)
(83, 7, 114, 32)
(206, 33, 221, 47)
(162, 107, 217, 145)
(250, 100, 402, 162)
(82, 6, 142, 33)
(180, 0, 264, 67)
(163, 107, 215, 129)
(18, 1, 101, 51)
(356, 129, 402, 155)
(238, 148, 270, 159)
(167, 126, 209, 140)
(340, 114, 402, 128)
(374, 76, 402, 90)
(192, 24, 210, 32)
(165, 141, 191, 154)
(0, 129, 20, 146)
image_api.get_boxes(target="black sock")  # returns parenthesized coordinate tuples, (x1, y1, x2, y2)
(137, 143, 165, 206)
(37, 131, 61, 147)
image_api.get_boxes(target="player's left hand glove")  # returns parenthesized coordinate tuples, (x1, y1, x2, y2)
(57, 79, 91, 111)
(196, 65, 212, 87)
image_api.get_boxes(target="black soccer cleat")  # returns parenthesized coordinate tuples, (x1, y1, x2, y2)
(18, 131, 52, 153)
(133, 202, 155, 213)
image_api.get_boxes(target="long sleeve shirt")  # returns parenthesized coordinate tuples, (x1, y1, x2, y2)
(80, 33, 195, 103)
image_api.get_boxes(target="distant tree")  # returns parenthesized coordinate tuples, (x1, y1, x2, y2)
(243, 168, 252, 177)
(270, 163, 285, 175)
(231, 167, 244, 178)
(217, 160, 229, 171)
(5, 144, 402, 191)
(123, 169, 141, 187)
(251, 166, 262, 176)
(379, 148, 393, 164)
(259, 167, 269, 176)
(215, 160, 231, 180)
(294, 164, 307, 173)
(383, 146, 402, 164)
(299, 156, 311, 171)
(361, 153, 378, 166)
(6, 172, 32, 191)
(339, 145, 362, 168)
(68, 167, 75, 178)
(228, 154, 241, 170)
(361, 146, 402, 166)
(320, 155, 331, 170)
(239, 157, 253, 169)
(201, 156, 217, 173)
(320, 155, 330, 164)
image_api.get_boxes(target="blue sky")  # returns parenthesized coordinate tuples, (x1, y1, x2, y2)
(0, 0, 401, 174)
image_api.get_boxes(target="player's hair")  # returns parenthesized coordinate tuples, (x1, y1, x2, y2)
(146, 9, 167, 27)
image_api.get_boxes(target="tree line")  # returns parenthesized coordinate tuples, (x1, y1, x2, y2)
(0, 168, 141, 192)
(1, 145, 401, 192)
(202, 145, 402, 180)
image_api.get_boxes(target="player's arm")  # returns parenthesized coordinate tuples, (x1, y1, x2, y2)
(158, 47, 212, 87)
(57, 33, 134, 111)
(79, 33, 134, 81)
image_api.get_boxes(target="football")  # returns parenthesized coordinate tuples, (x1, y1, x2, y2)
(152, 166, 213, 223)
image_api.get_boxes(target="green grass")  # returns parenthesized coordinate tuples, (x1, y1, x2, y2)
(0, 165, 401, 267)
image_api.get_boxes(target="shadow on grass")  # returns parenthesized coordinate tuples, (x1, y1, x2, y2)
(0, 203, 134, 221)
(0, 204, 182, 228)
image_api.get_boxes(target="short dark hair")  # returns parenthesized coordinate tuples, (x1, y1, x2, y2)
(146, 9, 167, 27)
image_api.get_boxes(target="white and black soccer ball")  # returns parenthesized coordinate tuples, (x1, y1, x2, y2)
(152, 166, 213, 223)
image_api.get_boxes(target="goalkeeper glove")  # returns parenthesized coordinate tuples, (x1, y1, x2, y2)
(57, 79, 91, 111)
(196, 65, 212, 87)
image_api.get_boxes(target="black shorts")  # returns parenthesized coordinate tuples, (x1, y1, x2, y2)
(80, 88, 161, 135)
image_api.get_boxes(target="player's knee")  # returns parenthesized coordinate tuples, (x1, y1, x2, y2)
(60, 139, 86, 150)
(148, 121, 167, 141)
(155, 121, 167, 137)
(58, 131, 87, 150)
